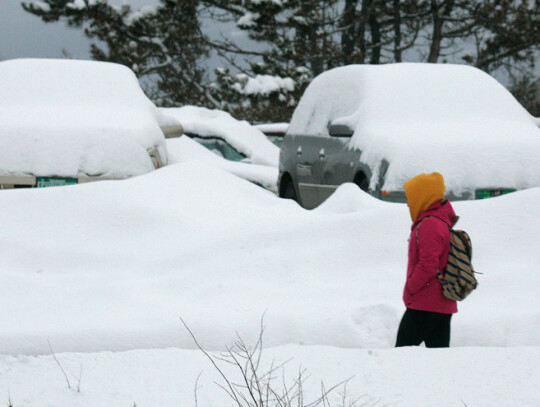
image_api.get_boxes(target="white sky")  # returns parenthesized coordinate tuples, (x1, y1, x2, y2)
(0, 0, 92, 60)
(0, 0, 251, 74)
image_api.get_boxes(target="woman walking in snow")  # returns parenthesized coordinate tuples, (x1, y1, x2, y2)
(396, 172, 458, 348)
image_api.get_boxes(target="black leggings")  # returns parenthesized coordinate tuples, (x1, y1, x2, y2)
(396, 308, 452, 348)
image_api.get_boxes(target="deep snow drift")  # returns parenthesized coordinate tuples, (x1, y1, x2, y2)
(0, 162, 538, 355)
(1, 163, 539, 405)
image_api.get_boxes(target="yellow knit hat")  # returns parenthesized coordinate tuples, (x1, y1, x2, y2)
(404, 172, 445, 222)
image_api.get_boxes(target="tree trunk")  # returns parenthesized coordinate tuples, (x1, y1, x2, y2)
(369, 1, 381, 64)
(357, 0, 370, 63)
(428, 0, 443, 62)
(428, 0, 455, 63)
(393, 0, 402, 62)
(341, 0, 359, 64)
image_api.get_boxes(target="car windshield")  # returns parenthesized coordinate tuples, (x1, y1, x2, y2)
(187, 134, 247, 162)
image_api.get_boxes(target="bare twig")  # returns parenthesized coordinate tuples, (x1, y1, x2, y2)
(47, 340, 71, 390)
(181, 316, 360, 407)
(194, 371, 203, 407)
(180, 317, 243, 407)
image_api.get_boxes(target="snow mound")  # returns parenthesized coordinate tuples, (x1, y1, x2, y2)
(0, 58, 166, 178)
(314, 183, 396, 213)
(0, 162, 539, 354)
(167, 136, 224, 163)
(161, 106, 279, 167)
(288, 63, 540, 194)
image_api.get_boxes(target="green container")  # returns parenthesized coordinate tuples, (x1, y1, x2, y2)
(37, 177, 78, 188)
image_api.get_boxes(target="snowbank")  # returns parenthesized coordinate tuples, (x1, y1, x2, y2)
(0, 162, 539, 355)
(2, 346, 539, 406)
(0, 58, 166, 178)
(160, 106, 279, 167)
(288, 63, 540, 194)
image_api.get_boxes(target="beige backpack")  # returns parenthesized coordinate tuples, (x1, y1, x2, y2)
(417, 216, 479, 301)
(437, 227, 478, 301)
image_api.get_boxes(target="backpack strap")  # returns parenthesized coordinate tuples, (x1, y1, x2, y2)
(414, 215, 450, 242)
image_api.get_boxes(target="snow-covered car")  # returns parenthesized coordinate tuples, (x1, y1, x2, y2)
(0, 58, 174, 189)
(166, 136, 278, 194)
(163, 106, 279, 193)
(279, 63, 540, 208)
(160, 106, 279, 167)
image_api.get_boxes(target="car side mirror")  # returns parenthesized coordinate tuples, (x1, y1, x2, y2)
(161, 124, 184, 139)
(328, 122, 354, 137)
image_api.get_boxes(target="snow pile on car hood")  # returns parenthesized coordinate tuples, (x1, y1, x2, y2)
(254, 122, 289, 134)
(0, 58, 166, 178)
(287, 63, 540, 194)
(161, 106, 280, 167)
(167, 136, 278, 192)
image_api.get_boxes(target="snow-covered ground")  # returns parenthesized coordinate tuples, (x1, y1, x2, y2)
(1, 162, 539, 405)
(3, 346, 539, 406)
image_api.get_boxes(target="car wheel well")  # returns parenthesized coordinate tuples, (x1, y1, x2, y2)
(353, 171, 369, 192)
(279, 173, 298, 202)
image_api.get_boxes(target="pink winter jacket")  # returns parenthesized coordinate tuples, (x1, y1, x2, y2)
(403, 200, 458, 314)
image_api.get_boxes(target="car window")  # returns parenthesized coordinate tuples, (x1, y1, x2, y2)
(265, 135, 284, 147)
(188, 135, 247, 162)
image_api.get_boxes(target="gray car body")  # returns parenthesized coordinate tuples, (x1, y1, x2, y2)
(279, 131, 392, 209)
(278, 131, 474, 209)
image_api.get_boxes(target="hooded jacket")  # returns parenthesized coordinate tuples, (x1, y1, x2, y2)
(403, 173, 458, 314)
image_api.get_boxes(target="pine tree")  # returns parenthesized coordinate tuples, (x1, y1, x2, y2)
(22, 0, 539, 118)
(22, 0, 216, 107)
(206, 0, 343, 121)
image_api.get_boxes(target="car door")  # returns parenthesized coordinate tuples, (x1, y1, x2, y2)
(311, 136, 357, 203)
(293, 134, 325, 209)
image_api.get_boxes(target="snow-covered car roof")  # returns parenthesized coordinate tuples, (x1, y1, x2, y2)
(254, 122, 289, 135)
(0, 58, 167, 178)
(160, 106, 280, 167)
(287, 63, 540, 194)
